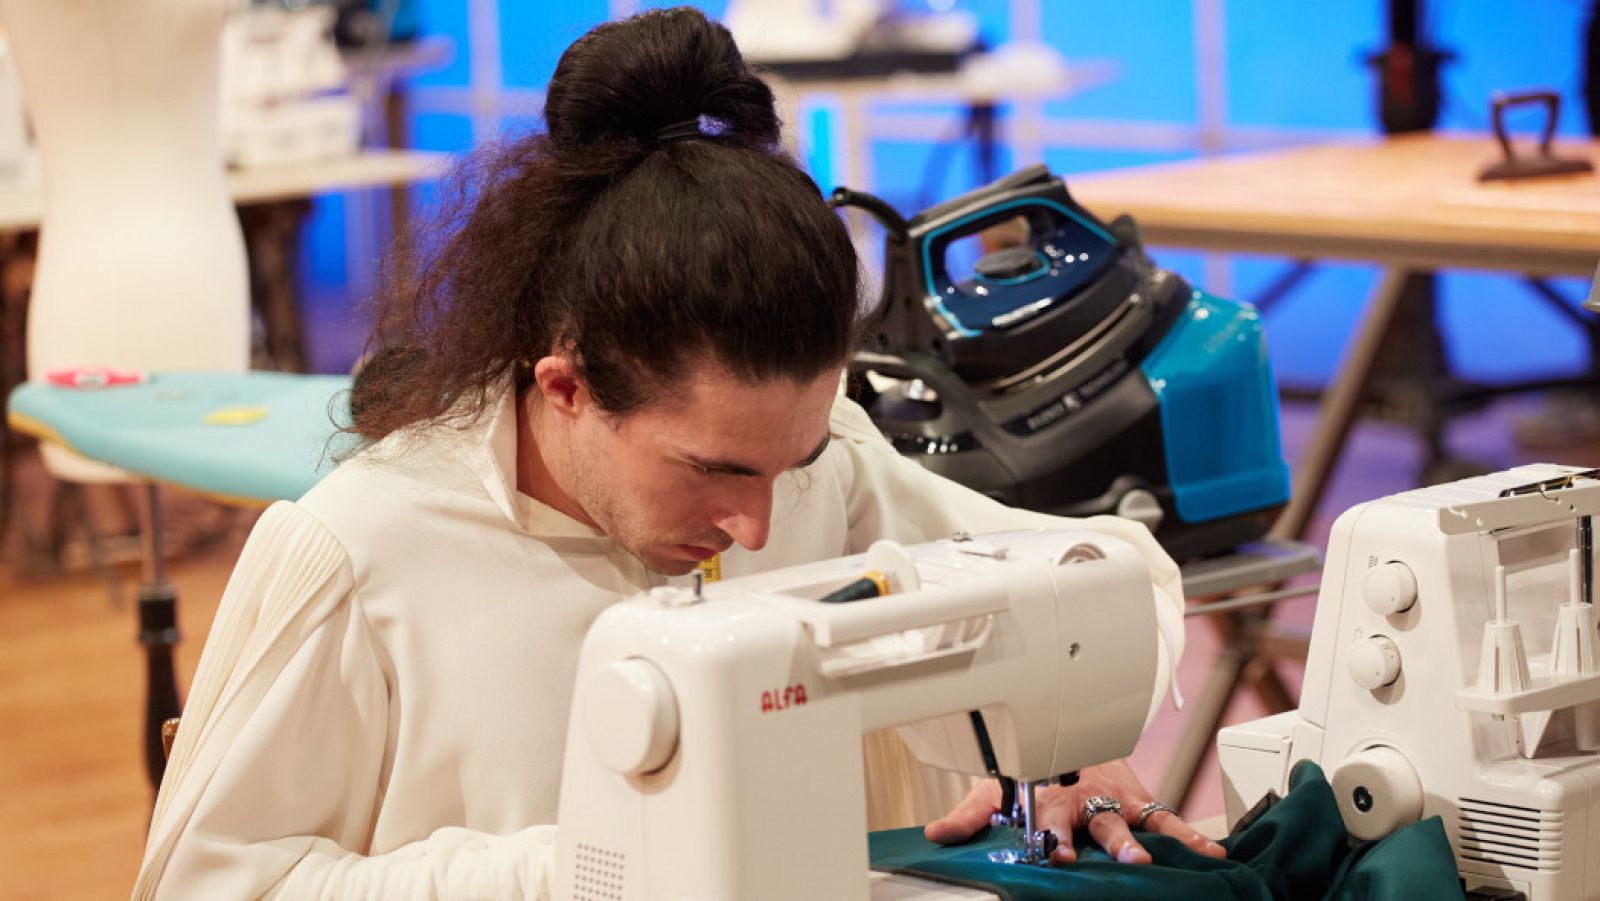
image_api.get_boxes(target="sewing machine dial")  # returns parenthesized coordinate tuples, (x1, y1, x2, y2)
(1347, 635, 1402, 690)
(1362, 562, 1417, 615)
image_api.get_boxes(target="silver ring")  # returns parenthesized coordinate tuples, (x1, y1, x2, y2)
(1080, 795, 1123, 826)
(1136, 801, 1176, 831)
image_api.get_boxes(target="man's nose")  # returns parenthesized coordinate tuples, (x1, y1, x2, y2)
(713, 481, 774, 551)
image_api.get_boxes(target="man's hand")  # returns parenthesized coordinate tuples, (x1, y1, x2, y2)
(924, 759, 1227, 866)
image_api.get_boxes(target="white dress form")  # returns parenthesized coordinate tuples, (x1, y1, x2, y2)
(2, 0, 249, 481)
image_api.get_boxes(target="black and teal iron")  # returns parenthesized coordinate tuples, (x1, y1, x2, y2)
(833, 165, 1290, 560)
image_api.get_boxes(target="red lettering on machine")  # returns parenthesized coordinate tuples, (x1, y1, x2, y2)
(760, 684, 808, 713)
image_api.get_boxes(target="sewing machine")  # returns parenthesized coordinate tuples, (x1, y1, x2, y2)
(553, 529, 1161, 900)
(1219, 464, 1600, 900)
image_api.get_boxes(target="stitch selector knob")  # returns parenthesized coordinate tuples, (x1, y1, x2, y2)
(1348, 635, 1402, 690)
(1363, 562, 1418, 615)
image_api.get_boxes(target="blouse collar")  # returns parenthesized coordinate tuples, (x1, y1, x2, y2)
(473, 380, 611, 542)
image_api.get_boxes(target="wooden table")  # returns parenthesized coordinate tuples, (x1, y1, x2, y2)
(1071, 134, 1600, 541)
(0, 148, 450, 233)
(1069, 135, 1600, 812)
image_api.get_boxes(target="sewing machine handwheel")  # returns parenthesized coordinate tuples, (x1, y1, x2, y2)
(1330, 745, 1423, 840)
(583, 658, 680, 776)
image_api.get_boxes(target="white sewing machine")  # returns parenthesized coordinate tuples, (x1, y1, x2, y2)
(1219, 464, 1600, 900)
(553, 529, 1161, 900)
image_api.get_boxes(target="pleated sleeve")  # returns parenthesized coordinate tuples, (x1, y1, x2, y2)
(134, 502, 556, 900)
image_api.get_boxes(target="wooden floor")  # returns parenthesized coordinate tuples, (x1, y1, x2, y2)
(0, 448, 252, 901)
(0, 395, 1592, 900)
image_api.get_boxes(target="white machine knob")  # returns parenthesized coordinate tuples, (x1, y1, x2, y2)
(1331, 745, 1424, 840)
(582, 659, 679, 776)
(1347, 635, 1402, 689)
(1363, 562, 1418, 615)
(1115, 489, 1164, 530)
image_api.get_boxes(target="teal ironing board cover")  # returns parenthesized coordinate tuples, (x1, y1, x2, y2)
(868, 763, 1464, 900)
(7, 371, 353, 503)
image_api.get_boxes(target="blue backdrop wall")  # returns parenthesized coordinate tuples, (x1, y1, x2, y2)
(303, 1, 1595, 391)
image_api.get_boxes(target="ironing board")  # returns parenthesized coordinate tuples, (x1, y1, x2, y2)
(7, 370, 352, 789)
(7, 370, 352, 504)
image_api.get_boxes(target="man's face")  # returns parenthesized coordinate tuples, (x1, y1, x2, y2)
(564, 363, 840, 576)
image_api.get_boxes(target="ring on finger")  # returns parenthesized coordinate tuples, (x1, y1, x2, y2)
(1135, 801, 1176, 831)
(1080, 795, 1123, 826)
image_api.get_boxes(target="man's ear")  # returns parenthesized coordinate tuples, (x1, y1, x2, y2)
(531, 355, 591, 419)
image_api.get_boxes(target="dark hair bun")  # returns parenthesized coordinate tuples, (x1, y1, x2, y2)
(544, 7, 780, 151)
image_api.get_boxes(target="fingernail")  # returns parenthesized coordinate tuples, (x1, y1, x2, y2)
(1118, 847, 1140, 863)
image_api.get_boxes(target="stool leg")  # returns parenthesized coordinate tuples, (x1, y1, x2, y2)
(136, 484, 182, 791)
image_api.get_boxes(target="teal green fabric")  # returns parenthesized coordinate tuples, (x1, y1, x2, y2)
(8, 372, 352, 502)
(869, 764, 1463, 901)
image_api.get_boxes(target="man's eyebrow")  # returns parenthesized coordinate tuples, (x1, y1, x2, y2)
(684, 434, 831, 477)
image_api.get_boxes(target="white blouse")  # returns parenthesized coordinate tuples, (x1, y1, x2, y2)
(135, 385, 1184, 900)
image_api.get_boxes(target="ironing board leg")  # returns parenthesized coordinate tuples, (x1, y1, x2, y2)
(136, 484, 181, 791)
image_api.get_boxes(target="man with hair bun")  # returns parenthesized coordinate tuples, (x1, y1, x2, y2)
(135, 8, 1222, 898)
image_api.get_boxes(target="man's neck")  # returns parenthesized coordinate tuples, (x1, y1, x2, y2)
(515, 390, 599, 529)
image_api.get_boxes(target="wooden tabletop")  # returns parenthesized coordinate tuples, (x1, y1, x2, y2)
(0, 148, 452, 234)
(1069, 134, 1600, 277)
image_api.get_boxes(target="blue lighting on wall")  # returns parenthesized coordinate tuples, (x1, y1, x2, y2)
(300, 1, 1593, 385)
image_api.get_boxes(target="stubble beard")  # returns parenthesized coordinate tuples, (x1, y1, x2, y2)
(565, 443, 704, 577)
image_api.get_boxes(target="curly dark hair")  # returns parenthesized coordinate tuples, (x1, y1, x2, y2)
(349, 6, 863, 444)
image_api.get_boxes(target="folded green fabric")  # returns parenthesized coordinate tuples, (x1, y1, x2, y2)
(868, 763, 1463, 901)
